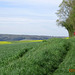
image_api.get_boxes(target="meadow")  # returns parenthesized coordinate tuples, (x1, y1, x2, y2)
(0, 38, 75, 75)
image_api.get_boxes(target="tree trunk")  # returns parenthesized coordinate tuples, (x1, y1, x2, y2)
(73, 26, 75, 32)
(73, 27, 75, 36)
(68, 31, 74, 37)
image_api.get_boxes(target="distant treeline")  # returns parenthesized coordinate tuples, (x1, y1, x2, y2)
(0, 34, 66, 41)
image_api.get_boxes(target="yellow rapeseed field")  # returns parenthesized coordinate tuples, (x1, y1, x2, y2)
(0, 41, 12, 44)
(65, 37, 69, 39)
(0, 40, 43, 45)
(20, 40, 43, 42)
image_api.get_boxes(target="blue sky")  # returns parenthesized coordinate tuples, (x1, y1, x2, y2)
(0, 0, 68, 36)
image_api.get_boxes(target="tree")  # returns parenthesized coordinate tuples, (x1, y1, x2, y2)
(56, 0, 75, 37)
(69, 1, 75, 32)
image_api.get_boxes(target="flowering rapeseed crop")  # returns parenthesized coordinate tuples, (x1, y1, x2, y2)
(65, 37, 69, 39)
(0, 41, 11, 44)
(20, 40, 43, 42)
(0, 40, 43, 44)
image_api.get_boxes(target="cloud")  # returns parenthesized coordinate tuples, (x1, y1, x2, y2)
(0, 7, 56, 17)
(0, 17, 55, 24)
(0, 0, 68, 36)
(0, 17, 31, 22)
(0, 23, 68, 36)
(0, 0, 62, 6)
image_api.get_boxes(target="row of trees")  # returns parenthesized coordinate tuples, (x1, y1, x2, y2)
(56, 0, 75, 37)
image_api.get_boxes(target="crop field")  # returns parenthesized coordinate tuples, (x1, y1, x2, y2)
(0, 41, 11, 44)
(12, 40, 43, 43)
(0, 38, 75, 75)
(0, 40, 43, 45)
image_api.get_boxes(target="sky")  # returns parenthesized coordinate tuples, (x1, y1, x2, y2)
(0, 0, 68, 36)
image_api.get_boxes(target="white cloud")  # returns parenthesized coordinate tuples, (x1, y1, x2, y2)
(0, 0, 68, 36)
(0, 17, 55, 24)
(0, 17, 31, 22)
(0, 23, 68, 36)
(0, 7, 56, 17)
(0, 0, 62, 5)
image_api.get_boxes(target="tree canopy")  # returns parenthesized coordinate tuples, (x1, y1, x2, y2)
(56, 0, 75, 37)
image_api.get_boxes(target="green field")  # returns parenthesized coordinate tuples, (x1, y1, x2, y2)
(0, 38, 75, 75)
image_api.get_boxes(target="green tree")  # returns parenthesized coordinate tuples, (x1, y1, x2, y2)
(56, 0, 75, 37)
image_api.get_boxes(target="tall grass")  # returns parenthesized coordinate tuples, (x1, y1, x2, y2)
(0, 38, 72, 75)
(53, 37, 75, 75)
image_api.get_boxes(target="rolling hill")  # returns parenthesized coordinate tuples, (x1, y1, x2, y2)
(0, 38, 75, 75)
(0, 34, 66, 41)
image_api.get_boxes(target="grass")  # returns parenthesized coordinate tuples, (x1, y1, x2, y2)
(0, 38, 75, 75)
(53, 37, 75, 75)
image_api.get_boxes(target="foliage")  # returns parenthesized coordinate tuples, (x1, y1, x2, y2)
(56, 0, 75, 37)
(0, 38, 72, 75)
(53, 37, 75, 75)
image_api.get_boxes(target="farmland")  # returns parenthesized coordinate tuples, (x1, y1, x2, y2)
(0, 38, 75, 75)
(0, 41, 11, 44)
(0, 40, 43, 45)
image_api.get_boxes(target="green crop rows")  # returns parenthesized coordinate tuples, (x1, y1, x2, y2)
(0, 38, 75, 75)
